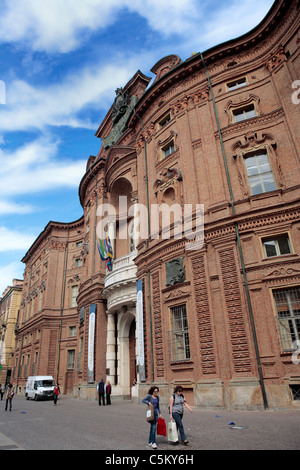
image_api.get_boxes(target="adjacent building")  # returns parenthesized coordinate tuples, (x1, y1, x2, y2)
(14, 0, 300, 409)
(0, 279, 23, 386)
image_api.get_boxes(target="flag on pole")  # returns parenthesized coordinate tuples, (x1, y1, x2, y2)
(97, 232, 113, 271)
(96, 237, 106, 261)
(105, 234, 113, 259)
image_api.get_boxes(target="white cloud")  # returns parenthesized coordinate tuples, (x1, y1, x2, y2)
(0, 137, 87, 197)
(197, 0, 275, 51)
(0, 0, 201, 53)
(0, 59, 144, 133)
(0, 227, 36, 252)
(0, 201, 35, 215)
(0, 261, 24, 297)
(0, 0, 274, 55)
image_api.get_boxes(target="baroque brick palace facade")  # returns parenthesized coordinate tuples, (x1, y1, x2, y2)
(14, 0, 300, 409)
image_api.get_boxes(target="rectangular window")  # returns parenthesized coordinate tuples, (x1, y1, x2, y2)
(227, 77, 247, 91)
(159, 113, 171, 127)
(67, 349, 75, 370)
(244, 151, 276, 195)
(233, 104, 256, 122)
(71, 285, 78, 307)
(162, 141, 175, 159)
(262, 234, 291, 258)
(273, 286, 300, 351)
(69, 326, 76, 337)
(290, 385, 300, 401)
(168, 304, 191, 361)
(75, 258, 82, 267)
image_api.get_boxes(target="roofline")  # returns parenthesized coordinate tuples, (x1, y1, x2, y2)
(21, 216, 84, 264)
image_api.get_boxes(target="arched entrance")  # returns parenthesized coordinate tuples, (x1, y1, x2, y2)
(111, 307, 136, 397)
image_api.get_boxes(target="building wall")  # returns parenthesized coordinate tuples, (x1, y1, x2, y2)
(0, 280, 23, 386)
(13, 0, 300, 409)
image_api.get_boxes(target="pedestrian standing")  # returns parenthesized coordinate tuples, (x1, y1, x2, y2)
(142, 386, 162, 449)
(97, 378, 106, 406)
(169, 385, 193, 445)
(53, 383, 60, 405)
(0, 384, 4, 400)
(5, 383, 14, 411)
(106, 380, 112, 405)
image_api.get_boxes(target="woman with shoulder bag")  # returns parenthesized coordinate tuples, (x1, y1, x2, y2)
(169, 385, 193, 445)
(142, 386, 162, 449)
(5, 383, 14, 411)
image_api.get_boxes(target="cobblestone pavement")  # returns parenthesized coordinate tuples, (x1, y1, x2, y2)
(0, 395, 299, 452)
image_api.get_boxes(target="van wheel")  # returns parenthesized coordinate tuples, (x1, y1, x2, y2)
(26, 394, 29, 400)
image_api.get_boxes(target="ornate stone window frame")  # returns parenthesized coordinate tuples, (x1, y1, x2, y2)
(232, 131, 284, 197)
(225, 94, 262, 125)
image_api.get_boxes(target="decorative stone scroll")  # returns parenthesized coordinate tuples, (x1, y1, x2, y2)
(219, 247, 252, 373)
(152, 272, 164, 377)
(103, 88, 138, 149)
(191, 254, 216, 375)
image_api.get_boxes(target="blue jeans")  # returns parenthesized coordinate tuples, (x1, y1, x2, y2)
(172, 412, 186, 442)
(149, 414, 158, 444)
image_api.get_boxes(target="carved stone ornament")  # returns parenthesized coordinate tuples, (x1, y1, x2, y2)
(232, 131, 277, 157)
(166, 258, 185, 286)
(103, 89, 138, 149)
(154, 167, 182, 191)
(264, 45, 286, 72)
(111, 88, 131, 125)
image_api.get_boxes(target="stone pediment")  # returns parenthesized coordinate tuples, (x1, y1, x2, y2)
(151, 55, 182, 83)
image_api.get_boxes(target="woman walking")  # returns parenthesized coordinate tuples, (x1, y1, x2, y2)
(169, 385, 193, 445)
(142, 386, 162, 449)
(5, 383, 14, 411)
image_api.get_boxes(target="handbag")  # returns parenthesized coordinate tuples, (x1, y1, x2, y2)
(157, 417, 167, 437)
(146, 402, 154, 422)
(167, 420, 178, 442)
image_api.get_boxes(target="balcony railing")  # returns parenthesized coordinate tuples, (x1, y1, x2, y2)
(104, 252, 137, 290)
(102, 252, 138, 311)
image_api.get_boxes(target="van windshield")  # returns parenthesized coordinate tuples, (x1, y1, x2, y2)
(36, 380, 55, 387)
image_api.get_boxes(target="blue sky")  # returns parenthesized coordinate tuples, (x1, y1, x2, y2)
(0, 0, 274, 295)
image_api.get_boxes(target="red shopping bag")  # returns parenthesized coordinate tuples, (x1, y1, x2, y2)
(157, 417, 167, 437)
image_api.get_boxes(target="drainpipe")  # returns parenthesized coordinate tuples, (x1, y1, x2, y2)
(133, 108, 154, 383)
(56, 224, 70, 383)
(200, 53, 269, 410)
(16, 256, 33, 392)
(89, 168, 98, 274)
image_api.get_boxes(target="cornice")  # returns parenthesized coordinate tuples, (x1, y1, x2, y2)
(127, 0, 294, 131)
(134, 200, 300, 267)
(21, 217, 84, 264)
(78, 156, 106, 206)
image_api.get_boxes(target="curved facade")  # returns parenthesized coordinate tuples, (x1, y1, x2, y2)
(15, 0, 300, 409)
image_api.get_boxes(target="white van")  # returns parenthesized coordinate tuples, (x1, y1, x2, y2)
(25, 376, 55, 400)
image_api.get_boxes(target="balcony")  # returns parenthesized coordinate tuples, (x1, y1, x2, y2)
(102, 252, 137, 312)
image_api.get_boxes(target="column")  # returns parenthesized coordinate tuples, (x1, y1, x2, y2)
(106, 311, 116, 385)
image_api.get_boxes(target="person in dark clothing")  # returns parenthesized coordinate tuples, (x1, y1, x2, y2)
(97, 379, 106, 406)
(142, 386, 162, 449)
(106, 380, 112, 405)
